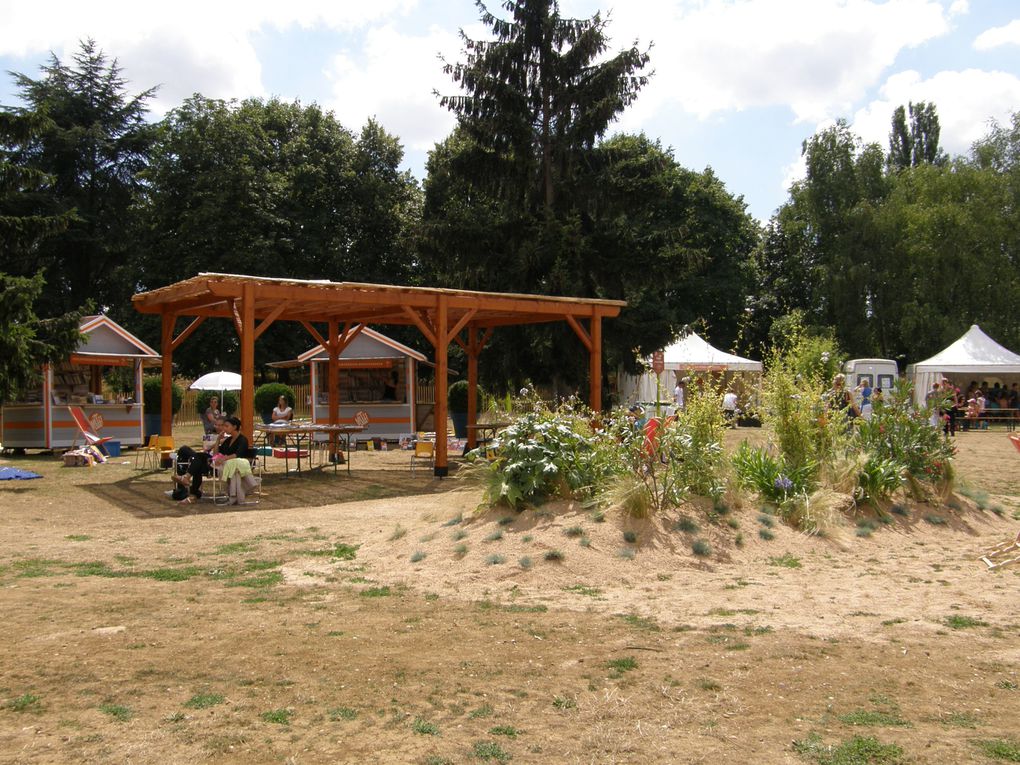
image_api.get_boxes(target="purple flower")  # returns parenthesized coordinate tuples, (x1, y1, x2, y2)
(774, 475, 793, 492)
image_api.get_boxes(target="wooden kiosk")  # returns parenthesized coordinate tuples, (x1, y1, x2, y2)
(1, 315, 160, 451)
(271, 327, 427, 442)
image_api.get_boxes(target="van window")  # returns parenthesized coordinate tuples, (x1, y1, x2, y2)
(856, 374, 873, 387)
(878, 375, 894, 389)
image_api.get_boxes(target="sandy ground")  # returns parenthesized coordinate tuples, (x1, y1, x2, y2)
(0, 428, 1018, 764)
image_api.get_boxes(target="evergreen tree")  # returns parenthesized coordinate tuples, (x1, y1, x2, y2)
(888, 101, 945, 171)
(4, 39, 157, 314)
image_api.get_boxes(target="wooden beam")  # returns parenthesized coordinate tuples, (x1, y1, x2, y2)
(434, 295, 449, 477)
(589, 309, 603, 411)
(566, 315, 592, 352)
(239, 283, 256, 431)
(170, 316, 206, 352)
(336, 322, 366, 352)
(228, 299, 243, 337)
(300, 321, 329, 351)
(327, 318, 340, 458)
(447, 308, 477, 344)
(402, 305, 437, 347)
(160, 313, 175, 437)
(253, 301, 288, 341)
(466, 326, 479, 450)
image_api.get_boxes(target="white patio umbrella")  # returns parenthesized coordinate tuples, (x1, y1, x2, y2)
(189, 371, 242, 417)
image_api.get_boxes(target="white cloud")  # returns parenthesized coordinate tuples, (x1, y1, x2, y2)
(974, 19, 1020, 51)
(323, 23, 462, 151)
(572, 0, 950, 125)
(0, 0, 422, 115)
(949, 0, 970, 16)
(849, 68, 1020, 156)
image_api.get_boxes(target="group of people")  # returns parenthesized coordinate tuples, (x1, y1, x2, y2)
(927, 379, 1019, 435)
(169, 394, 270, 505)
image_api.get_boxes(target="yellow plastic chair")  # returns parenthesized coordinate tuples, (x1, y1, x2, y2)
(156, 436, 175, 469)
(410, 440, 435, 475)
(134, 434, 159, 470)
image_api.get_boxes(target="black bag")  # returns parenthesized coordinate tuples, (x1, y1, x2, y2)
(171, 484, 188, 501)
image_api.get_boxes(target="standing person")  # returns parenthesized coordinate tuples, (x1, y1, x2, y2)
(673, 377, 686, 413)
(856, 379, 873, 421)
(827, 374, 859, 430)
(217, 416, 257, 505)
(926, 382, 943, 429)
(203, 396, 221, 435)
(270, 394, 293, 446)
(722, 389, 739, 424)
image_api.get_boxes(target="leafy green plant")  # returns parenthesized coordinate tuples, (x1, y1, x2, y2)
(184, 692, 224, 709)
(142, 376, 183, 414)
(544, 550, 565, 562)
(769, 553, 801, 568)
(410, 550, 426, 563)
(6, 693, 42, 712)
(254, 383, 295, 421)
(329, 706, 357, 721)
(447, 379, 484, 413)
(691, 539, 712, 557)
(976, 738, 1020, 761)
(673, 516, 699, 533)
(792, 732, 904, 764)
(732, 441, 815, 505)
(856, 456, 904, 504)
(412, 716, 439, 735)
(472, 740, 511, 763)
(99, 703, 132, 721)
(261, 708, 292, 725)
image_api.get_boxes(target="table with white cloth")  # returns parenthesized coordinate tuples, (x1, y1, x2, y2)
(253, 423, 364, 475)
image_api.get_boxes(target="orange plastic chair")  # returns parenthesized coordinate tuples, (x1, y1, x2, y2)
(410, 440, 435, 475)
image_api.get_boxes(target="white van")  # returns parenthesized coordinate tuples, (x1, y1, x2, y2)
(844, 358, 898, 392)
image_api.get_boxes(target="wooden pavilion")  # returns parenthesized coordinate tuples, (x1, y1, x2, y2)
(132, 274, 625, 475)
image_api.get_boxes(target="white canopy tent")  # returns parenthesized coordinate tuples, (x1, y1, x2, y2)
(618, 332, 763, 406)
(908, 325, 1020, 405)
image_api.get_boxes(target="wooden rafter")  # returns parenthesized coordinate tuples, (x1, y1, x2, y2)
(170, 316, 206, 351)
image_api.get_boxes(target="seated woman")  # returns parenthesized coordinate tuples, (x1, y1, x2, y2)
(217, 416, 258, 505)
(172, 445, 211, 503)
(271, 395, 293, 446)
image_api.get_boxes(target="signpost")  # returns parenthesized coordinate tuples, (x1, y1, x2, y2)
(651, 351, 664, 375)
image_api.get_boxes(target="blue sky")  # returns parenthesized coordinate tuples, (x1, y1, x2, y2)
(1, 0, 1018, 221)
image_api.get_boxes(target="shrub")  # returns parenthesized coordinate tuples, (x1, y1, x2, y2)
(692, 539, 712, 557)
(856, 456, 904, 504)
(195, 389, 238, 416)
(142, 376, 183, 414)
(254, 383, 295, 421)
(732, 441, 815, 505)
(448, 379, 484, 413)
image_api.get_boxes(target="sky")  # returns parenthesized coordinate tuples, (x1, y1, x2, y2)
(1, 0, 1019, 222)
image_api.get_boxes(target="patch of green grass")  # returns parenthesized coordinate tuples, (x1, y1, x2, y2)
(605, 656, 637, 673)
(184, 692, 224, 709)
(856, 518, 878, 531)
(621, 614, 659, 631)
(388, 525, 407, 541)
(65, 534, 90, 541)
(215, 541, 255, 555)
(497, 516, 515, 526)
(329, 706, 357, 721)
(454, 544, 468, 556)
(563, 525, 584, 537)
(472, 740, 511, 762)
(758, 513, 775, 528)
(442, 513, 463, 527)
(563, 583, 601, 597)
(977, 738, 1020, 761)
(726, 517, 740, 529)
(490, 724, 520, 738)
(544, 550, 565, 562)
(425, 757, 453, 765)
(140, 566, 203, 582)
(673, 516, 699, 533)
(360, 586, 391, 597)
(890, 503, 909, 516)
(225, 571, 283, 588)
(411, 550, 427, 563)
(412, 716, 439, 735)
(758, 528, 775, 541)
(99, 703, 132, 722)
(452, 529, 468, 541)
(521, 534, 533, 543)
(6, 693, 42, 712)
(261, 708, 292, 725)
(622, 530, 637, 544)
(936, 711, 978, 728)
(591, 509, 606, 523)
(485, 554, 506, 565)
(692, 539, 712, 557)
(518, 556, 533, 570)
(484, 530, 504, 542)
(552, 696, 576, 709)
(944, 615, 988, 629)
(856, 526, 873, 538)
(881, 618, 906, 626)
(995, 680, 1019, 691)
(735, 532, 745, 547)
(837, 710, 910, 727)
(71, 561, 121, 577)
(770, 552, 802, 568)
(792, 733, 904, 764)
(12, 558, 61, 578)
(468, 703, 494, 719)
(923, 513, 947, 525)
(697, 679, 721, 691)
(330, 543, 360, 560)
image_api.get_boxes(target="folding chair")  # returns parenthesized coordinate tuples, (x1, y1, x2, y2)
(410, 439, 435, 475)
(134, 434, 159, 470)
(156, 436, 175, 469)
(210, 451, 263, 505)
(980, 530, 1020, 569)
(67, 406, 114, 452)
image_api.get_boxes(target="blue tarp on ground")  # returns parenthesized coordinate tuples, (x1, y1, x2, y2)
(0, 467, 42, 480)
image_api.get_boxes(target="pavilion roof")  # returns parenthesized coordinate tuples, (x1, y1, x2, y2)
(132, 273, 625, 326)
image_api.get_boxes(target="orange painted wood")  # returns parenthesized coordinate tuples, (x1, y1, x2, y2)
(170, 315, 206, 351)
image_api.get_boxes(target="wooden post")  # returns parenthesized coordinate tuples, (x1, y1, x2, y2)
(466, 326, 478, 450)
(327, 319, 339, 456)
(239, 283, 256, 432)
(590, 310, 603, 411)
(160, 312, 175, 436)
(434, 295, 449, 477)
